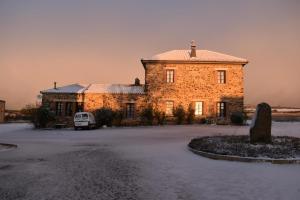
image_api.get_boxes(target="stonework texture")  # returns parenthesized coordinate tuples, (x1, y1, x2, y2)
(0, 101, 5, 123)
(144, 62, 244, 120)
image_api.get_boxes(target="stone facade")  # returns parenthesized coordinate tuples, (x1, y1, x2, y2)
(142, 62, 244, 120)
(0, 100, 5, 123)
(41, 43, 248, 125)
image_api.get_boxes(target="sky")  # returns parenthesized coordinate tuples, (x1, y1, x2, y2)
(0, 0, 299, 109)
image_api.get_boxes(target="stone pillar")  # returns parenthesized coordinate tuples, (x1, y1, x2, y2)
(250, 102, 272, 144)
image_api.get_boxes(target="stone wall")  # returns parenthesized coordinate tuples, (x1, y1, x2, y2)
(0, 101, 5, 123)
(41, 93, 84, 125)
(144, 62, 244, 119)
(42, 92, 146, 125)
(84, 93, 146, 116)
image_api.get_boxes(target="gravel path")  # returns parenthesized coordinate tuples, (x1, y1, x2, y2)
(0, 123, 300, 200)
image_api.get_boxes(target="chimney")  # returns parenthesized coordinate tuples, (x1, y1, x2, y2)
(134, 78, 140, 86)
(190, 40, 196, 58)
(54, 82, 57, 89)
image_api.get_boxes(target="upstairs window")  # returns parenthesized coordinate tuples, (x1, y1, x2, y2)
(126, 103, 135, 118)
(56, 102, 63, 116)
(217, 70, 226, 84)
(166, 101, 174, 116)
(166, 69, 174, 83)
(195, 101, 203, 116)
(217, 102, 226, 117)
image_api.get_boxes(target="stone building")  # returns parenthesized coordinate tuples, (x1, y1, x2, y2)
(0, 100, 5, 123)
(41, 42, 248, 125)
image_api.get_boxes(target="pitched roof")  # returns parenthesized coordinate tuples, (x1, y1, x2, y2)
(41, 84, 88, 94)
(85, 84, 144, 94)
(142, 49, 248, 63)
(41, 84, 144, 94)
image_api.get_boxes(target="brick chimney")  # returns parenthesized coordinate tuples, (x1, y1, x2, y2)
(190, 40, 196, 58)
(54, 82, 57, 89)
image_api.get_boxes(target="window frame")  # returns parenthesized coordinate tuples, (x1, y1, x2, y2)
(217, 102, 226, 117)
(195, 101, 203, 116)
(126, 103, 135, 119)
(217, 70, 226, 84)
(65, 102, 73, 116)
(166, 69, 175, 83)
(55, 102, 63, 116)
(166, 101, 174, 116)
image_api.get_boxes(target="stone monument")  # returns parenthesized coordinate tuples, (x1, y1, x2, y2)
(250, 103, 272, 144)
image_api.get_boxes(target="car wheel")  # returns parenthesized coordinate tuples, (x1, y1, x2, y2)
(74, 127, 78, 130)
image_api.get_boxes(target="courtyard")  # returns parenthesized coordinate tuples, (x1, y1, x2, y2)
(0, 123, 300, 200)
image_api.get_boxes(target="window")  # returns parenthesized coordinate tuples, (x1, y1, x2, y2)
(217, 102, 226, 117)
(166, 101, 174, 115)
(217, 70, 226, 84)
(166, 69, 174, 83)
(195, 101, 203, 116)
(55, 102, 63, 116)
(65, 102, 73, 116)
(126, 103, 135, 118)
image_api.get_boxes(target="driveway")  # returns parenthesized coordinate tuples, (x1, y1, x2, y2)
(0, 123, 300, 200)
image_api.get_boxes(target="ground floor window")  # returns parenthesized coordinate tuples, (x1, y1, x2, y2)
(65, 102, 73, 116)
(126, 103, 135, 118)
(217, 102, 226, 117)
(166, 101, 174, 116)
(195, 101, 203, 116)
(55, 102, 63, 116)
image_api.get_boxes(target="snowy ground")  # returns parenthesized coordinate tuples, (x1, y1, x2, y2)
(0, 122, 300, 200)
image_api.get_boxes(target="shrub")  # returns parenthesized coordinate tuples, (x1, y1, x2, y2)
(230, 112, 245, 125)
(173, 105, 186, 124)
(154, 110, 166, 125)
(186, 104, 195, 124)
(112, 110, 124, 126)
(32, 107, 55, 128)
(94, 108, 114, 127)
(140, 106, 154, 125)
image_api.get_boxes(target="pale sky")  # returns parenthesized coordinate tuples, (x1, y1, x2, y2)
(0, 0, 299, 109)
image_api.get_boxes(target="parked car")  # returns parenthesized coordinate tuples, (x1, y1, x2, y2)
(74, 112, 96, 130)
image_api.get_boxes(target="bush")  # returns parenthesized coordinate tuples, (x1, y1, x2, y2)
(154, 110, 166, 125)
(112, 110, 124, 126)
(32, 107, 55, 128)
(173, 105, 186, 124)
(140, 106, 154, 125)
(186, 104, 195, 124)
(230, 112, 245, 125)
(94, 108, 115, 127)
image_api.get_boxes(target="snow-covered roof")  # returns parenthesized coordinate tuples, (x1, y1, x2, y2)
(142, 49, 248, 63)
(84, 84, 144, 94)
(41, 84, 89, 94)
(41, 84, 145, 94)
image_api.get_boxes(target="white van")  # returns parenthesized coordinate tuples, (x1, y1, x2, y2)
(74, 112, 96, 130)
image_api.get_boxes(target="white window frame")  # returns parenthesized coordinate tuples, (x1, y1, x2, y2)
(195, 101, 203, 116)
(166, 101, 174, 115)
(217, 102, 226, 117)
(217, 70, 226, 84)
(166, 69, 174, 83)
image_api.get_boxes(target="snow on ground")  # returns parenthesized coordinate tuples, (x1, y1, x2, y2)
(0, 122, 300, 200)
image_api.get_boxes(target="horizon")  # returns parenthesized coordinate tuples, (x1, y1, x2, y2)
(1, 0, 300, 109)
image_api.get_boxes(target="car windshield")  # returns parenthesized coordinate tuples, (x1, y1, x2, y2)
(75, 113, 89, 119)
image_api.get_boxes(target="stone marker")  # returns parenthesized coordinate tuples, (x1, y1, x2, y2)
(250, 103, 272, 144)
